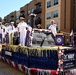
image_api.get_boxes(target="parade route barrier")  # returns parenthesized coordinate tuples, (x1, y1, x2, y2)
(0, 45, 76, 75)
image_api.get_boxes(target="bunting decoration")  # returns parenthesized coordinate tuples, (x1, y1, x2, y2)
(11, 61, 18, 69)
(0, 45, 59, 75)
(0, 56, 58, 75)
(6, 58, 11, 64)
(1, 45, 75, 75)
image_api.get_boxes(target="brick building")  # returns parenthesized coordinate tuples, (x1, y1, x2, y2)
(61, 0, 76, 33)
(45, 0, 60, 29)
(4, 11, 16, 25)
(20, 0, 45, 28)
(16, 10, 20, 24)
(3, 0, 76, 33)
(4, 0, 45, 28)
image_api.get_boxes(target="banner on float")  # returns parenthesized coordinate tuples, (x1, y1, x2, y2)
(63, 49, 76, 70)
(55, 33, 64, 46)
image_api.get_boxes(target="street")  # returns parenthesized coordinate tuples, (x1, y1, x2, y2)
(0, 61, 25, 75)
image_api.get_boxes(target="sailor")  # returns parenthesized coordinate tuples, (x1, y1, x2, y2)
(8, 21, 15, 31)
(8, 21, 15, 44)
(17, 17, 28, 46)
(48, 20, 57, 41)
(0, 22, 6, 44)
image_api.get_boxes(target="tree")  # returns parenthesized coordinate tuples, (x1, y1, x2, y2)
(0, 17, 2, 22)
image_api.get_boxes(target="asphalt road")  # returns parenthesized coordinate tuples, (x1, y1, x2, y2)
(0, 61, 25, 75)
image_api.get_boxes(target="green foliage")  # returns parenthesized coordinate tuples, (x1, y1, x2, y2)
(0, 17, 2, 22)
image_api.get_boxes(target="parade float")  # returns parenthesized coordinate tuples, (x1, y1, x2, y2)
(0, 29, 76, 75)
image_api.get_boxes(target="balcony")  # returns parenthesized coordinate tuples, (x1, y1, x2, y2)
(20, 10, 24, 13)
(11, 15, 14, 17)
(10, 17, 14, 22)
(35, 16, 41, 25)
(33, 7, 42, 14)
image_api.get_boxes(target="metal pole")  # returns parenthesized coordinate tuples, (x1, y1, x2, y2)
(31, 15, 34, 28)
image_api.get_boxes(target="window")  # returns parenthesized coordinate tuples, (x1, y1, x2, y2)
(11, 17, 14, 21)
(54, 0, 58, 5)
(28, 19, 30, 24)
(16, 15, 19, 20)
(28, 10, 31, 15)
(20, 11, 25, 15)
(46, 24, 50, 29)
(53, 10, 58, 18)
(47, 1, 51, 8)
(46, 12, 51, 20)
(35, 16, 41, 25)
(31, 9, 34, 13)
(20, 11, 25, 18)
(8, 19, 10, 22)
(36, 3, 41, 9)
(22, 12, 25, 15)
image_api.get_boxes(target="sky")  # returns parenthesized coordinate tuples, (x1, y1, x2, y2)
(0, 0, 32, 19)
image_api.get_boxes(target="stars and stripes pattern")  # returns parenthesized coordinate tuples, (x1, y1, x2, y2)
(57, 48, 64, 73)
(0, 56, 58, 75)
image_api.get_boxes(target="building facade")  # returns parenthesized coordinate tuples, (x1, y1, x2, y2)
(45, 0, 76, 33)
(3, 0, 76, 33)
(4, 15, 8, 23)
(45, 0, 61, 29)
(20, 1, 35, 25)
(34, 0, 45, 28)
(60, 0, 76, 43)
(16, 10, 20, 24)
(4, 0, 45, 28)
(20, 0, 45, 28)
(4, 11, 16, 25)
(61, 0, 76, 33)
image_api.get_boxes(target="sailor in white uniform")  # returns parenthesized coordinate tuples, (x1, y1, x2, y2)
(17, 17, 28, 46)
(48, 20, 57, 42)
(48, 20, 57, 37)
(8, 22, 15, 44)
(8, 22, 15, 31)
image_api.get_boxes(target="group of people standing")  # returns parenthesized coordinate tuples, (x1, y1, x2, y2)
(0, 16, 58, 47)
(0, 17, 32, 46)
(0, 20, 12, 44)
